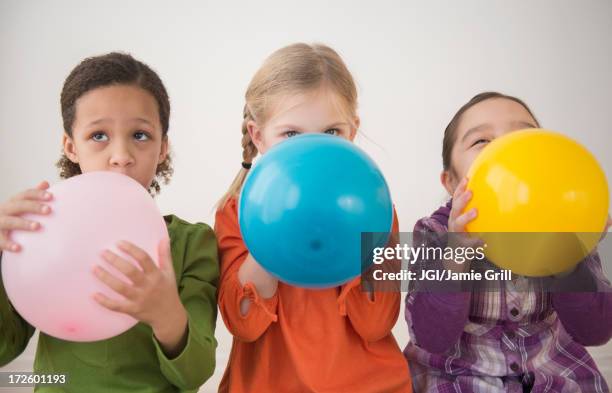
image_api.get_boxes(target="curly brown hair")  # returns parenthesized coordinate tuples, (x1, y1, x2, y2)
(56, 52, 173, 194)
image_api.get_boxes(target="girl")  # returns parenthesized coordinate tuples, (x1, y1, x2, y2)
(404, 91, 612, 392)
(0, 52, 218, 392)
(215, 43, 412, 392)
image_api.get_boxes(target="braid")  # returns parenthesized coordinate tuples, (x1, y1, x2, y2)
(216, 106, 260, 208)
(241, 105, 258, 165)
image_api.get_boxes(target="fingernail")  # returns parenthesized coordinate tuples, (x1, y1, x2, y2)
(10, 243, 19, 252)
(40, 205, 50, 213)
(43, 192, 51, 200)
(30, 222, 39, 230)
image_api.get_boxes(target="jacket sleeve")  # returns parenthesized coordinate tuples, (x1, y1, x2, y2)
(215, 199, 279, 343)
(152, 223, 219, 390)
(339, 209, 401, 342)
(552, 251, 612, 346)
(0, 253, 36, 367)
(404, 218, 471, 354)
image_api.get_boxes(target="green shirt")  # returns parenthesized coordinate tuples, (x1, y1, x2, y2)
(0, 215, 219, 392)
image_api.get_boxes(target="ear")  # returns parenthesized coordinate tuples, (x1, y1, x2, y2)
(348, 116, 360, 142)
(159, 135, 169, 162)
(441, 170, 455, 195)
(246, 119, 265, 153)
(62, 133, 79, 163)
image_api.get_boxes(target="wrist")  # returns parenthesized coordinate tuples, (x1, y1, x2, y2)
(151, 301, 188, 340)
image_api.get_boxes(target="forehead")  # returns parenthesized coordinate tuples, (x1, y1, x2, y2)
(456, 98, 535, 133)
(75, 85, 159, 119)
(266, 87, 351, 126)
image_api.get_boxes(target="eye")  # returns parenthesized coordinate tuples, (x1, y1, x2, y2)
(134, 131, 150, 141)
(471, 138, 489, 147)
(91, 132, 108, 142)
(284, 130, 300, 138)
(324, 128, 340, 136)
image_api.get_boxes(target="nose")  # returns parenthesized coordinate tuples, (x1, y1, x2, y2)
(109, 142, 135, 168)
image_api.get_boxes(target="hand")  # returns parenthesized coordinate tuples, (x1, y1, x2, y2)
(93, 238, 188, 356)
(0, 181, 52, 252)
(448, 177, 478, 234)
(446, 177, 482, 271)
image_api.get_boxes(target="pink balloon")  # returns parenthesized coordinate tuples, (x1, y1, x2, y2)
(2, 172, 168, 342)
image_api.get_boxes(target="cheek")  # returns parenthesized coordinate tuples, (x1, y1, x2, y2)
(258, 133, 284, 154)
(459, 151, 480, 178)
(138, 146, 162, 167)
(450, 151, 475, 181)
(74, 154, 106, 173)
(78, 141, 109, 163)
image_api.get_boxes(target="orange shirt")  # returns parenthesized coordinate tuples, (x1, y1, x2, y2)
(215, 198, 412, 393)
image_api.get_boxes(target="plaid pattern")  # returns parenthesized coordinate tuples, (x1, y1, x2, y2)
(404, 205, 610, 393)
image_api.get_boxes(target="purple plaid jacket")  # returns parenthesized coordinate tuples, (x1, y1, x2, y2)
(404, 201, 611, 392)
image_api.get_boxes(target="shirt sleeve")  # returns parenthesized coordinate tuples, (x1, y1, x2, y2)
(152, 222, 219, 390)
(404, 217, 471, 354)
(552, 251, 612, 346)
(215, 199, 279, 343)
(338, 209, 401, 342)
(0, 253, 36, 367)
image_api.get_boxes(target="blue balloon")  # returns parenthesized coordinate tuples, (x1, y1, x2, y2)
(239, 134, 393, 288)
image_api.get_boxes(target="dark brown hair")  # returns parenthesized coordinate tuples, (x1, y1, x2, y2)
(56, 52, 172, 194)
(442, 91, 540, 172)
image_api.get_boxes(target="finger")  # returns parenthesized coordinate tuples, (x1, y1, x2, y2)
(93, 265, 137, 299)
(101, 250, 145, 285)
(92, 293, 130, 314)
(454, 208, 478, 231)
(0, 216, 41, 232)
(450, 189, 473, 221)
(452, 177, 469, 201)
(117, 241, 156, 273)
(456, 188, 473, 209)
(35, 181, 50, 191)
(10, 188, 52, 203)
(0, 235, 20, 252)
(157, 237, 174, 273)
(0, 200, 51, 216)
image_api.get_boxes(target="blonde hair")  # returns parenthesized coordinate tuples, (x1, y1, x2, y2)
(217, 42, 358, 208)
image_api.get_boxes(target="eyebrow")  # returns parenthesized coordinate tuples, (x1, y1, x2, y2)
(461, 124, 491, 143)
(276, 122, 349, 131)
(86, 117, 155, 127)
(86, 118, 112, 127)
(511, 120, 538, 129)
(461, 120, 538, 143)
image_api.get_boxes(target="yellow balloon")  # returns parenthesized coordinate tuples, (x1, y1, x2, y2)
(465, 129, 609, 276)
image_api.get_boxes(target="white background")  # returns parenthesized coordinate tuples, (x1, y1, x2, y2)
(1, 1, 611, 391)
